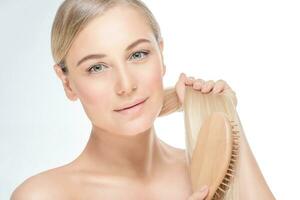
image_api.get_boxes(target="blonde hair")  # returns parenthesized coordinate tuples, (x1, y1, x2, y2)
(51, 0, 162, 74)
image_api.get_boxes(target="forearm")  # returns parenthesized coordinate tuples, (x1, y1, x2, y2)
(236, 123, 276, 199)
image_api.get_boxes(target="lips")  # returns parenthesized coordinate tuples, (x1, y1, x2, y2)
(114, 97, 148, 111)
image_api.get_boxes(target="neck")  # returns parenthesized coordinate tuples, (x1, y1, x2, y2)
(79, 125, 166, 181)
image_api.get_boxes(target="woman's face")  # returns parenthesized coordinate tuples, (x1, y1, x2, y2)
(58, 5, 166, 136)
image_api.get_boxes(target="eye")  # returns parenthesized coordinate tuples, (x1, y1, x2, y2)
(87, 63, 108, 74)
(129, 50, 149, 61)
(86, 50, 150, 74)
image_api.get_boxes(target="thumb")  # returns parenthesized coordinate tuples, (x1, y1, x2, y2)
(175, 73, 187, 104)
(188, 186, 209, 200)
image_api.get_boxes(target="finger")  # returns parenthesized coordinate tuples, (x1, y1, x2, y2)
(175, 73, 188, 89)
(198, 186, 209, 199)
(219, 80, 233, 94)
(201, 80, 214, 93)
(175, 73, 188, 104)
(190, 192, 206, 200)
(177, 73, 187, 85)
(185, 76, 196, 86)
(212, 79, 226, 94)
(189, 186, 209, 200)
(193, 79, 205, 90)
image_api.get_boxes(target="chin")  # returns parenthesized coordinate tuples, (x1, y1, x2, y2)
(114, 113, 156, 137)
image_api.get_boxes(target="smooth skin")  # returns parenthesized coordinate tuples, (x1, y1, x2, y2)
(11, 4, 235, 200)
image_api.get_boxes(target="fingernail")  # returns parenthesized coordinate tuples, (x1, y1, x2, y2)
(199, 189, 209, 199)
(200, 185, 208, 192)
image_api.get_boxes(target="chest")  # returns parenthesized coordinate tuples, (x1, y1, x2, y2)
(70, 170, 193, 200)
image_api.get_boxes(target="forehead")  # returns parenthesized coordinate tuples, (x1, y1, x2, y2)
(70, 5, 155, 54)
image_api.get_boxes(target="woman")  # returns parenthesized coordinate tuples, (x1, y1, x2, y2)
(11, 0, 274, 199)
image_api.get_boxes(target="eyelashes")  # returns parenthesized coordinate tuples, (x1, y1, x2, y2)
(87, 50, 150, 74)
(130, 50, 149, 60)
(87, 63, 108, 74)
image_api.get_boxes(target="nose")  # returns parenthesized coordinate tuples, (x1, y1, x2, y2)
(115, 65, 137, 96)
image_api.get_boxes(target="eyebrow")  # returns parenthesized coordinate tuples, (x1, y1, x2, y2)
(76, 38, 151, 67)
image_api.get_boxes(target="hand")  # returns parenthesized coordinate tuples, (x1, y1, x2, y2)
(187, 186, 209, 200)
(175, 72, 237, 107)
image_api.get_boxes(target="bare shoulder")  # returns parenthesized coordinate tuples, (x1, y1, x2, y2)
(11, 166, 73, 200)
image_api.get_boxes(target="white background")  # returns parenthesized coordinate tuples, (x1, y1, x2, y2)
(1, 0, 299, 199)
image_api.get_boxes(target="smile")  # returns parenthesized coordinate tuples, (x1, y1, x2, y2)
(114, 97, 148, 115)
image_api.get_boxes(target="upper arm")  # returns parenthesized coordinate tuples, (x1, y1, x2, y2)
(11, 177, 47, 200)
(10, 173, 66, 200)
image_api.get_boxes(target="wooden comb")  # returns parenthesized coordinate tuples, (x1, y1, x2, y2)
(190, 112, 240, 199)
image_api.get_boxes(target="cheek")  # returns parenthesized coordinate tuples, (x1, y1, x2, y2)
(139, 62, 165, 112)
(72, 78, 111, 108)
(140, 61, 164, 92)
(73, 79, 114, 129)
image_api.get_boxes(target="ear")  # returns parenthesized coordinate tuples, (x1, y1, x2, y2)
(158, 38, 166, 77)
(158, 37, 164, 52)
(53, 64, 78, 101)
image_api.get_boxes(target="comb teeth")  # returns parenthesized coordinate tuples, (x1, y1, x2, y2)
(211, 119, 240, 200)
